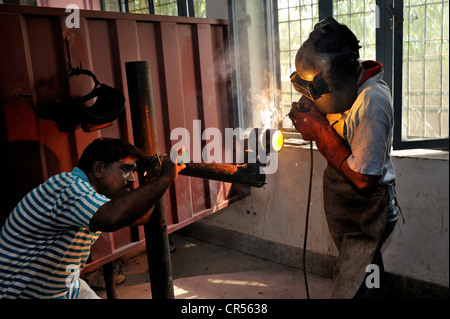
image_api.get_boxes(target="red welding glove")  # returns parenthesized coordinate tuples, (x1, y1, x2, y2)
(289, 96, 351, 172)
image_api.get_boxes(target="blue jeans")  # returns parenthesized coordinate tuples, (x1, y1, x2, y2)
(353, 183, 400, 299)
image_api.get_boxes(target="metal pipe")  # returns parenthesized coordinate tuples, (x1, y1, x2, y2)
(137, 156, 267, 188)
(179, 162, 265, 188)
(125, 60, 174, 299)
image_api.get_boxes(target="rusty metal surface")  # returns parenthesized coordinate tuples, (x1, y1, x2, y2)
(126, 60, 174, 298)
(0, 5, 243, 268)
(180, 162, 266, 188)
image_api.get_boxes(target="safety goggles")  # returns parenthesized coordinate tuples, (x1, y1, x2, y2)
(290, 71, 330, 101)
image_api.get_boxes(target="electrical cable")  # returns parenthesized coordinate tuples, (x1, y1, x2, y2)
(302, 141, 314, 299)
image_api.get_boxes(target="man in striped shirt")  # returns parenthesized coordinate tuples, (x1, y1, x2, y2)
(0, 137, 183, 299)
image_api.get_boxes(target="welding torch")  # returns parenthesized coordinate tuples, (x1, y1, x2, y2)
(136, 128, 284, 188)
(279, 97, 313, 128)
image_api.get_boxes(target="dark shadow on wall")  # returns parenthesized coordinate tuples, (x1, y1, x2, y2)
(0, 140, 60, 227)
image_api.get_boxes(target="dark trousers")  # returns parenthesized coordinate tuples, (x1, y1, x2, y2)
(353, 184, 400, 299)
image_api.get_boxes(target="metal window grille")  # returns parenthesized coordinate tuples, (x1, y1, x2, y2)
(333, 0, 377, 60)
(100, 0, 127, 12)
(128, 0, 152, 13)
(125, 0, 206, 17)
(402, 0, 449, 142)
(277, 0, 319, 129)
(154, 0, 178, 16)
(193, 0, 206, 18)
(0, 0, 37, 4)
(99, 0, 206, 17)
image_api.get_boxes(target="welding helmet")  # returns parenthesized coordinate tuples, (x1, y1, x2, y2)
(291, 17, 361, 114)
(56, 68, 125, 132)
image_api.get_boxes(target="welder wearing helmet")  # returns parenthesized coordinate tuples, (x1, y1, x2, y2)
(289, 17, 401, 299)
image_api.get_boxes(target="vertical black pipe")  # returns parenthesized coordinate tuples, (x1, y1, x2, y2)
(125, 61, 175, 299)
(103, 261, 118, 299)
(148, 0, 155, 14)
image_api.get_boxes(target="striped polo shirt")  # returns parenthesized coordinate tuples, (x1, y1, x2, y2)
(0, 167, 110, 299)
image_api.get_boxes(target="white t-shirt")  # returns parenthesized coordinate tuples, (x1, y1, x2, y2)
(344, 70, 396, 185)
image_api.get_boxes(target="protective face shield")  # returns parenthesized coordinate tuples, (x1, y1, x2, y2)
(290, 71, 330, 101)
(291, 59, 358, 114)
(291, 17, 360, 114)
(56, 68, 126, 132)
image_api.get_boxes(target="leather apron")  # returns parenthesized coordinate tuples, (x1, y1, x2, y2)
(323, 164, 389, 299)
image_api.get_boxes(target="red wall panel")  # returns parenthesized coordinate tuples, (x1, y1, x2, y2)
(0, 4, 247, 268)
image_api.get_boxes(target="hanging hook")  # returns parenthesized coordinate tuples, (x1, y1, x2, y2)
(65, 36, 74, 70)
(65, 36, 83, 72)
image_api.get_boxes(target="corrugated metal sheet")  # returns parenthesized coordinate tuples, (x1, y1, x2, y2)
(0, 4, 247, 268)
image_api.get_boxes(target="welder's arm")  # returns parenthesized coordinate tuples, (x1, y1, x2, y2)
(340, 160, 380, 195)
(89, 156, 185, 232)
(289, 96, 380, 195)
(128, 207, 154, 227)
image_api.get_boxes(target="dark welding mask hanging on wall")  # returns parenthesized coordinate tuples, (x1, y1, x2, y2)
(56, 68, 125, 132)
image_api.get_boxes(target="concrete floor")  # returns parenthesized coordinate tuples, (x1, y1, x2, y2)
(94, 233, 333, 299)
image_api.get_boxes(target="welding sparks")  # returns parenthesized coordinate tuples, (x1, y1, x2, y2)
(261, 107, 273, 129)
(256, 95, 283, 129)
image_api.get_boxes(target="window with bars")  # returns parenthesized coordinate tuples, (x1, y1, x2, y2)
(333, 0, 376, 60)
(193, 0, 206, 18)
(102, 0, 122, 12)
(99, 0, 206, 17)
(277, 0, 319, 128)
(402, 0, 449, 143)
(153, 0, 178, 15)
(127, 0, 152, 14)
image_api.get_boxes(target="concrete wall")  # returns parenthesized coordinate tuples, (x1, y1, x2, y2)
(189, 145, 449, 288)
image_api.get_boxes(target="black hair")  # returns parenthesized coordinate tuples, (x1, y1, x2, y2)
(78, 137, 142, 172)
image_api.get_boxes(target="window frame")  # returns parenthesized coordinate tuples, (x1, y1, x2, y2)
(384, 0, 449, 150)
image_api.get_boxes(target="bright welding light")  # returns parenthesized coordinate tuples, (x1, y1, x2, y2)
(271, 129, 284, 152)
(244, 128, 284, 162)
(258, 128, 284, 153)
